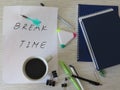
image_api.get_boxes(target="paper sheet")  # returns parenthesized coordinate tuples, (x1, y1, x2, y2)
(2, 6, 58, 84)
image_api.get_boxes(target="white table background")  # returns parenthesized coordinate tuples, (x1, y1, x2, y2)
(0, 0, 120, 90)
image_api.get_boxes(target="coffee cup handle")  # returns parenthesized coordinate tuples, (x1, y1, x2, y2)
(45, 55, 53, 63)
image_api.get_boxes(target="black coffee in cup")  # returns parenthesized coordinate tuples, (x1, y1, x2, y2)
(23, 58, 47, 80)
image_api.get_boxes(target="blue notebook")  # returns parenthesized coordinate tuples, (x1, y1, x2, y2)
(79, 9, 120, 70)
(77, 4, 119, 62)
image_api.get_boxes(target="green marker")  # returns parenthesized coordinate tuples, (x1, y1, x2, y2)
(59, 60, 81, 90)
(21, 15, 41, 27)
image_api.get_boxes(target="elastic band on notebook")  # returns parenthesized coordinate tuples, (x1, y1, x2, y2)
(80, 8, 113, 20)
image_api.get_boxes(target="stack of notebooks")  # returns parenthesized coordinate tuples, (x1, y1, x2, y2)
(77, 4, 120, 70)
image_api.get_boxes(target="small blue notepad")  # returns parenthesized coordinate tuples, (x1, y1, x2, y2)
(77, 4, 119, 62)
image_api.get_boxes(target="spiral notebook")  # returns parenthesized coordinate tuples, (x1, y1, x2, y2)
(77, 4, 119, 62)
(79, 9, 120, 70)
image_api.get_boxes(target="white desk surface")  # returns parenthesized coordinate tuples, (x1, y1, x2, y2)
(0, 0, 120, 90)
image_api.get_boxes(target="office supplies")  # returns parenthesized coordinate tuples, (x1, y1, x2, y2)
(59, 61, 82, 90)
(21, 15, 41, 26)
(79, 8, 120, 70)
(52, 70, 58, 78)
(2, 6, 58, 84)
(58, 16, 74, 30)
(40, 3, 45, 6)
(69, 65, 84, 90)
(69, 65, 101, 86)
(77, 4, 119, 62)
(57, 28, 76, 48)
(46, 71, 58, 86)
(61, 78, 68, 87)
(46, 80, 56, 86)
(61, 83, 67, 87)
(40, 3, 74, 30)
(99, 70, 106, 77)
(72, 75, 102, 86)
(40, 3, 76, 48)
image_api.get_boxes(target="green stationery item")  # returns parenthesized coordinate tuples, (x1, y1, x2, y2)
(99, 70, 106, 77)
(21, 15, 41, 26)
(59, 60, 81, 90)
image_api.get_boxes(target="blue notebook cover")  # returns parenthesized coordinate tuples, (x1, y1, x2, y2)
(79, 9, 120, 70)
(77, 4, 119, 62)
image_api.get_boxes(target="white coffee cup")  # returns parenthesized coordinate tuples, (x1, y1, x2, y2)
(23, 56, 52, 81)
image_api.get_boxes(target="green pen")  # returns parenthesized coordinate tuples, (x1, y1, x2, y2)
(59, 60, 81, 90)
